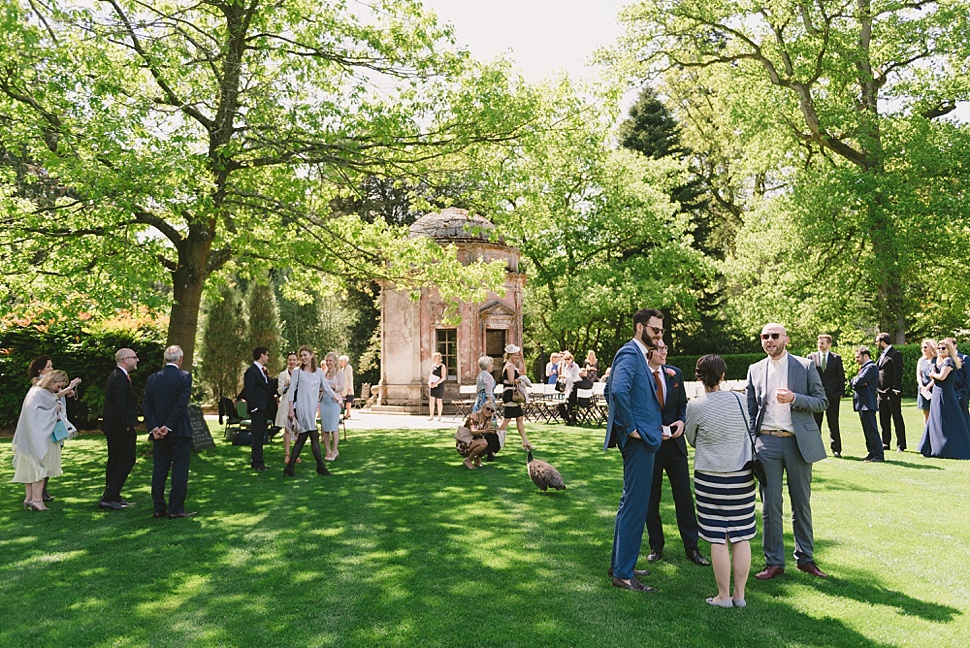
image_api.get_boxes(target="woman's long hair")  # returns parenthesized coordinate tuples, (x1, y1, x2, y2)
(298, 345, 318, 372)
(324, 352, 339, 379)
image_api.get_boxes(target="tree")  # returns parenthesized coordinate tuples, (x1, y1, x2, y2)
(614, 0, 970, 342)
(246, 280, 282, 374)
(199, 283, 246, 401)
(0, 0, 533, 367)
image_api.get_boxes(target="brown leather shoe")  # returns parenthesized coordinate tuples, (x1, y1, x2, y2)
(797, 561, 829, 578)
(607, 567, 650, 578)
(755, 565, 785, 580)
(611, 576, 657, 592)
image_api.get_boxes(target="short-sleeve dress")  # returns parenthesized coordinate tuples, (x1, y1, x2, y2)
(430, 363, 446, 399)
(916, 357, 935, 411)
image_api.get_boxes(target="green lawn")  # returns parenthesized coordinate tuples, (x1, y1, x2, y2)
(2, 400, 968, 647)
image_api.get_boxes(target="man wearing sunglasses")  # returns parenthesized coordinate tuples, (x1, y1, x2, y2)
(746, 323, 829, 581)
(605, 308, 665, 593)
(100, 348, 140, 510)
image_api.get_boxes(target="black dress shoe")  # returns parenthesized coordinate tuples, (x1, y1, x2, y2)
(99, 500, 124, 510)
(42, 493, 55, 502)
(607, 567, 650, 577)
(118, 499, 134, 508)
(153, 511, 168, 519)
(283, 468, 295, 477)
(688, 548, 711, 566)
(611, 577, 657, 592)
(647, 548, 663, 562)
(317, 466, 331, 476)
(252, 465, 267, 472)
(168, 511, 197, 519)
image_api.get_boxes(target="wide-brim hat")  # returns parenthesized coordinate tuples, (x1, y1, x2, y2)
(504, 344, 521, 354)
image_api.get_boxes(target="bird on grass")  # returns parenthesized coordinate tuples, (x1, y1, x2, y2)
(527, 450, 565, 492)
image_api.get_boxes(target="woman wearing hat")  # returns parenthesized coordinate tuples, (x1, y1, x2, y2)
(497, 344, 533, 452)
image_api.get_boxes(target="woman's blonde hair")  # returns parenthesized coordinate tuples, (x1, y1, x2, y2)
(939, 339, 963, 369)
(38, 369, 68, 391)
(324, 351, 339, 379)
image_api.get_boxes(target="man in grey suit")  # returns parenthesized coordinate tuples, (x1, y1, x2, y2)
(604, 308, 665, 592)
(746, 323, 829, 580)
(851, 346, 883, 462)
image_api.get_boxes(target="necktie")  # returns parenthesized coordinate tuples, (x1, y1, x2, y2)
(821, 353, 827, 372)
(262, 366, 269, 382)
(653, 369, 665, 409)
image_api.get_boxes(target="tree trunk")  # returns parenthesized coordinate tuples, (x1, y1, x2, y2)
(166, 231, 213, 371)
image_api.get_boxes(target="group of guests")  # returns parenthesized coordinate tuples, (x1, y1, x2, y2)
(545, 350, 599, 425)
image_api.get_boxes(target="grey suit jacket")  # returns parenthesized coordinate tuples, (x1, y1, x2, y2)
(746, 353, 829, 464)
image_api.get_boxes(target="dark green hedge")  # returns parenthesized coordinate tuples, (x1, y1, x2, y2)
(664, 353, 766, 382)
(0, 323, 167, 430)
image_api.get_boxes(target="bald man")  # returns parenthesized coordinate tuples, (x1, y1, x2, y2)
(100, 347, 140, 510)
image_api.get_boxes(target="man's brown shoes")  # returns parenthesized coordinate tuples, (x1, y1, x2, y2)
(611, 577, 657, 592)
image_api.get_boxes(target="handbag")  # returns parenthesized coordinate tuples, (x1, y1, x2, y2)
(52, 419, 69, 443)
(555, 379, 566, 393)
(731, 393, 767, 485)
(455, 425, 473, 444)
(512, 381, 528, 403)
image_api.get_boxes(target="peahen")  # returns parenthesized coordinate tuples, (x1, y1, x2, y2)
(527, 450, 566, 491)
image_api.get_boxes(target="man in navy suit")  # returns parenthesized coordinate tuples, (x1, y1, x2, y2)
(875, 332, 906, 452)
(644, 343, 708, 567)
(605, 308, 665, 592)
(100, 347, 140, 510)
(807, 335, 846, 457)
(851, 346, 883, 462)
(241, 347, 271, 471)
(144, 345, 196, 519)
(746, 323, 829, 580)
(944, 338, 970, 428)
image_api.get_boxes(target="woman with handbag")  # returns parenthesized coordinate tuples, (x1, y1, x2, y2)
(684, 354, 756, 608)
(428, 352, 446, 421)
(497, 344, 534, 452)
(12, 369, 78, 511)
(457, 401, 498, 469)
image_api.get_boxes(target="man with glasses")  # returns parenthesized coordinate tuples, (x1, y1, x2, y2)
(99, 348, 140, 510)
(645, 343, 709, 567)
(605, 308, 665, 592)
(746, 323, 829, 580)
(808, 335, 846, 457)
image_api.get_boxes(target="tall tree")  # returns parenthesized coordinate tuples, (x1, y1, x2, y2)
(199, 283, 247, 401)
(246, 280, 282, 373)
(0, 0, 532, 367)
(614, 0, 970, 342)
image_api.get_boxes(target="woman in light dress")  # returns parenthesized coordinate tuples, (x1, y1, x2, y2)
(12, 369, 79, 511)
(339, 355, 355, 419)
(322, 352, 345, 461)
(284, 346, 333, 476)
(916, 340, 937, 425)
(276, 352, 299, 464)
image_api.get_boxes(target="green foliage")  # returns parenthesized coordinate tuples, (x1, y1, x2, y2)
(199, 284, 247, 401)
(0, 319, 166, 429)
(664, 352, 767, 382)
(246, 281, 283, 374)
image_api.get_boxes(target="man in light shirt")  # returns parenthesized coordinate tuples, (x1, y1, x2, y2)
(745, 323, 829, 581)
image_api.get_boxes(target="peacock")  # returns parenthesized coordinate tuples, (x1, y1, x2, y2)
(527, 450, 566, 492)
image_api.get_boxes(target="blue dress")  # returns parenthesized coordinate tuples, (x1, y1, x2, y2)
(916, 358, 935, 410)
(918, 358, 970, 459)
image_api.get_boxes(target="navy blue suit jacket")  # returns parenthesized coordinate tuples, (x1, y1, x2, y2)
(851, 360, 879, 411)
(143, 364, 193, 438)
(953, 352, 970, 400)
(604, 340, 663, 452)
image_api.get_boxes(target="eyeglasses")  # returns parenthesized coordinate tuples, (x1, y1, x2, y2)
(761, 333, 782, 340)
(647, 325, 665, 336)
(657, 347, 669, 353)
(122, 355, 138, 361)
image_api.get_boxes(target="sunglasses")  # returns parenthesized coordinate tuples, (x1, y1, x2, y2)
(483, 408, 495, 413)
(761, 333, 782, 340)
(646, 325, 665, 336)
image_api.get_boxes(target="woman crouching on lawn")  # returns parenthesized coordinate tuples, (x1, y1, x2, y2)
(457, 401, 500, 469)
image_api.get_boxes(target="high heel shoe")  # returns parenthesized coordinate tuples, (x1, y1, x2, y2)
(27, 500, 47, 511)
(23, 499, 31, 510)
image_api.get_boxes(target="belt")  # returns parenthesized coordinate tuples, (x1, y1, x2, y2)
(761, 429, 795, 438)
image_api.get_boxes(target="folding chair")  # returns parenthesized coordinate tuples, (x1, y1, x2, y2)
(452, 385, 477, 419)
(574, 387, 597, 425)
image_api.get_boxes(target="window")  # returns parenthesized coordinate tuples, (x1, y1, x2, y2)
(436, 329, 457, 381)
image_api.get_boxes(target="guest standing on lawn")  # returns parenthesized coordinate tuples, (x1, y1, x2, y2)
(497, 344, 533, 452)
(339, 355, 355, 420)
(428, 351, 446, 421)
(277, 352, 299, 464)
(916, 340, 937, 425)
(100, 348, 140, 510)
(284, 346, 332, 476)
(322, 352, 344, 461)
(685, 354, 755, 608)
(918, 339, 970, 460)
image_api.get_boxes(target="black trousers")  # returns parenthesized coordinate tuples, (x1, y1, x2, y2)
(250, 411, 266, 468)
(646, 440, 699, 553)
(860, 410, 883, 460)
(152, 436, 191, 515)
(102, 427, 136, 502)
(877, 391, 906, 450)
(813, 395, 842, 454)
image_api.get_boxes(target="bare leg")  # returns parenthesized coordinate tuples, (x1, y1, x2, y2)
(436, 397, 443, 420)
(329, 429, 340, 458)
(730, 540, 751, 602)
(515, 417, 531, 449)
(28, 481, 46, 509)
(322, 431, 333, 460)
(922, 409, 930, 425)
(429, 397, 435, 420)
(283, 430, 292, 462)
(709, 542, 731, 602)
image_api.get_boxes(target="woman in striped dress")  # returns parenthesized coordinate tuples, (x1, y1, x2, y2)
(684, 354, 755, 609)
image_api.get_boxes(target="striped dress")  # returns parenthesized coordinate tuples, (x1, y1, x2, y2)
(685, 390, 756, 544)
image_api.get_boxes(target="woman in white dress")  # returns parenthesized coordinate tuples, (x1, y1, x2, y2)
(284, 346, 333, 476)
(276, 352, 299, 464)
(321, 352, 345, 461)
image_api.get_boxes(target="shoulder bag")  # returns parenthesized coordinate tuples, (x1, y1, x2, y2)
(731, 393, 766, 486)
(52, 419, 69, 443)
(455, 425, 473, 444)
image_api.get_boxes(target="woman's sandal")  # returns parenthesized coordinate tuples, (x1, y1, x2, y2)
(463, 458, 476, 470)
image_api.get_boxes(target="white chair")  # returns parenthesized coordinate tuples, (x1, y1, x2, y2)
(452, 384, 477, 419)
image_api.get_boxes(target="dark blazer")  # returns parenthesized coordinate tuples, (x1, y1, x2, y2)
(851, 360, 879, 411)
(659, 364, 689, 457)
(604, 340, 663, 452)
(953, 352, 970, 400)
(808, 351, 846, 399)
(746, 353, 828, 464)
(143, 365, 192, 438)
(877, 346, 904, 394)
(241, 362, 271, 416)
(102, 366, 138, 432)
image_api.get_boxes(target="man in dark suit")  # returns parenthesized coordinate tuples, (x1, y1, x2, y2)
(241, 347, 272, 471)
(944, 338, 970, 428)
(746, 323, 829, 580)
(644, 343, 708, 567)
(100, 348, 140, 510)
(851, 346, 883, 462)
(604, 308, 665, 593)
(874, 332, 906, 452)
(144, 345, 195, 519)
(808, 334, 846, 457)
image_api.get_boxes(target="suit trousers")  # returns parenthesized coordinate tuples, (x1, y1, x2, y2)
(250, 412, 267, 468)
(152, 436, 192, 515)
(102, 426, 136, 502)
(646, 440, 699, 553)
(859, 411, 883, 460)
(878, 392, 906, 450)
(759, 434, 814, 568)
(813, 396, 842, 454)
(609, 437, 656, 580)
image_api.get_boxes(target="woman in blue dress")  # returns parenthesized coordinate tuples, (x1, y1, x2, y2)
(918, 339, 970, 459)
(916, 340, 937, 425)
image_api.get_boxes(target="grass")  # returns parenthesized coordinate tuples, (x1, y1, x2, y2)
(1, 399, 968, 647)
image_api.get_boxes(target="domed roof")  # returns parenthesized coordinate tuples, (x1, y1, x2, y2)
(409, 207, 500, 243)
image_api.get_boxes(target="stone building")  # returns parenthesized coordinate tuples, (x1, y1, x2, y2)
(375, 207, 525, 411)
